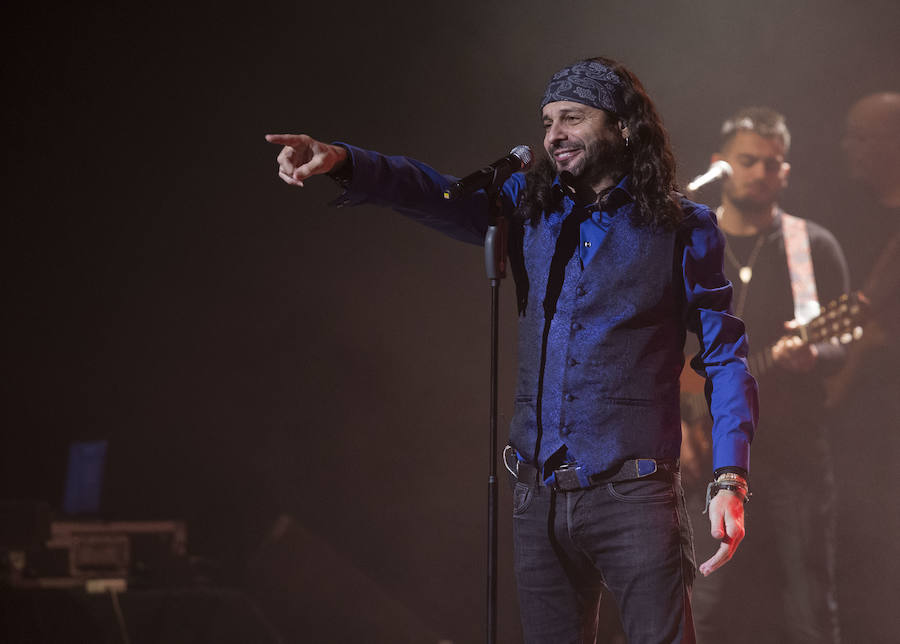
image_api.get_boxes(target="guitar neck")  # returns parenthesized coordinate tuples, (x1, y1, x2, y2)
(743, 292, 866, 381)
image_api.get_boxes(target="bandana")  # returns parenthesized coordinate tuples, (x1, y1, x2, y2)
(540, 60, 626, 115)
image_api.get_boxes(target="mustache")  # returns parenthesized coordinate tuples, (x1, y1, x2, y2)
(551, 144, 582, 153)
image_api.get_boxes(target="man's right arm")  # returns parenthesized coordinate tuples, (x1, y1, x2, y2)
(265, 134, 524, 246)
(266, 134, 349, 186)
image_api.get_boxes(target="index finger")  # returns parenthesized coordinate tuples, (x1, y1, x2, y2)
(699, 539, 736, 576)
(265, 134, 312, 146)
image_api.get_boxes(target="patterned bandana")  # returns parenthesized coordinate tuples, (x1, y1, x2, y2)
(540, 60, 626, 115)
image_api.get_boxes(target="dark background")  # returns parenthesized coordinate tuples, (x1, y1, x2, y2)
(3, 1, 898, 642)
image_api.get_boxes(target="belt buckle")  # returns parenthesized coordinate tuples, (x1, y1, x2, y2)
(553, 467, 582, 491)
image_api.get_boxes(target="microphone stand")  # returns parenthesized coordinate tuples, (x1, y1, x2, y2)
(482, 180, 507, 644)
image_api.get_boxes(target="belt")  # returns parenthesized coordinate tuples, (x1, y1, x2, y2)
(503, 445, 678, 491)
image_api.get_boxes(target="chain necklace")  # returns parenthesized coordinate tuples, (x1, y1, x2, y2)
(717, 207, 767, 317)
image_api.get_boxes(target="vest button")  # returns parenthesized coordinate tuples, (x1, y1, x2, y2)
(565, 393, 575, 402)
(571, 322, 582, 331)
(567, 357, 578, 367)
(560, 425, 572, 437)
(575, 286, 586, 296)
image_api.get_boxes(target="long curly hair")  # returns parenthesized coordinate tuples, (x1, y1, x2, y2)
(518, 57, 682, 230)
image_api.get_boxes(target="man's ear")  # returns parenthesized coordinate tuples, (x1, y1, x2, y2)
(779, 161, 791, 187)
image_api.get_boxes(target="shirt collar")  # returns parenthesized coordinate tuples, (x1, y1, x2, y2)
(601, 175, 633, 211)
(552, 174, 634, 210)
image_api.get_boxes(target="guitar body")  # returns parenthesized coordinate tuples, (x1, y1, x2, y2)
(679, 292, 867, 480)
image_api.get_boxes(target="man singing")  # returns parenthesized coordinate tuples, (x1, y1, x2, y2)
(267, 57, 758, 644)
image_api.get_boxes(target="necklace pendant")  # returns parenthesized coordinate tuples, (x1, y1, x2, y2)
(739, 266, 753, 284)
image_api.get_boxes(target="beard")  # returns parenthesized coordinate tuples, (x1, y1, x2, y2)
(725, 181, 780, 212)
(551, 135, 627, 187)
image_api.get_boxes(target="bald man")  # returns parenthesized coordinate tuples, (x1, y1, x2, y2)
(843, 92, 900, 209)
(830, 92, 900, 643)
(837, 92, 900, 370)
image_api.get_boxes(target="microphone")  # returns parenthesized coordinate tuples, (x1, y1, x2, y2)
(443, 145, 533, 200)
(686, 160, 733, 193)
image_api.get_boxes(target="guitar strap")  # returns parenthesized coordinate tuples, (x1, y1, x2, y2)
(781, 212, 821, 324)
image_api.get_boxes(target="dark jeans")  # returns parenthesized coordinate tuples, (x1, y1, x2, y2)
(511, 470, 696, 644)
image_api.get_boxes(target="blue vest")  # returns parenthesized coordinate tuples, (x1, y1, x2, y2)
(509, 206, 685, 478)
(334, 144, 754, 474)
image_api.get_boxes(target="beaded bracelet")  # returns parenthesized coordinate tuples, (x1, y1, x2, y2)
(702, 480, 751, 514)
(716, 472, 748, 485)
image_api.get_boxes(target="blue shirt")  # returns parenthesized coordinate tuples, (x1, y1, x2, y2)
(545, 175, 628, 478)
(333, 144, 758, 476)
(577, 175, 627, 267)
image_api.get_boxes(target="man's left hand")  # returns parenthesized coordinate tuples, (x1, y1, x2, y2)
(699, 490, 745, 576)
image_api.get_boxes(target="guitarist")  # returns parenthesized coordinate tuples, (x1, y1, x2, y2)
(687, 107, 850, 644)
